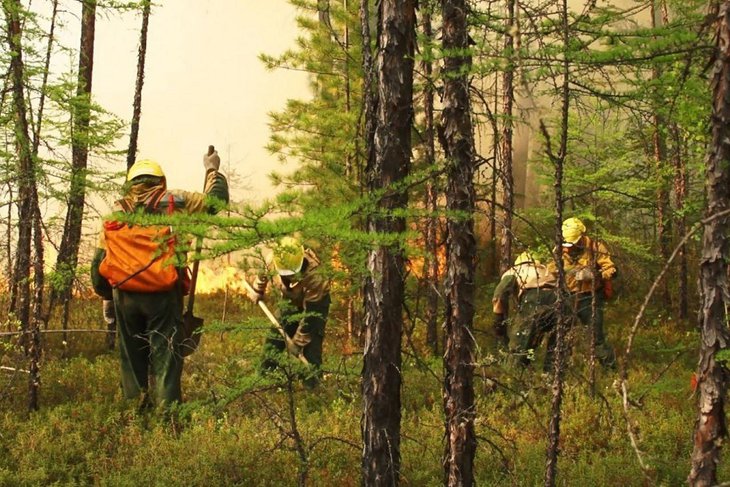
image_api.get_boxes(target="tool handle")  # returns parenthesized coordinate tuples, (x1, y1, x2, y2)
(186, 237, 204, 314)
(242, 279, 309, 365)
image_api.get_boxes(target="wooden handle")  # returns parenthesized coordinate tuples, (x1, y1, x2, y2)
(242, 280, 309, 365)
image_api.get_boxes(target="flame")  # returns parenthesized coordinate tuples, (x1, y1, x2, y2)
(193, 264, 249, 295)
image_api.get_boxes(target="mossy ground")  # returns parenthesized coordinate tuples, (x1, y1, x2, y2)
(0, 290, 714, 486)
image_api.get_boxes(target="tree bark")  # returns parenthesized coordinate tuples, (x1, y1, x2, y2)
(671, 124, 688, 319)
(421, 5, 439, 356)
(358, 0, 377, 345)
(361, 1, 414, 485)
(50, 0, 96, 329)
(441, 1, 477, 485)
(499, 0, 515, 274)
(5, 0, 34, 336)
(651, 0, 672, 310)
(126, 0, 151, 169)
(544, 0, 571, 482)
(3, 0, 41, 409)
(688, 3, 730, 484)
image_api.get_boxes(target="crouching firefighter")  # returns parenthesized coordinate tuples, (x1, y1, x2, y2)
(91, 155, 229, 408)
(247, 236, 331, 387)
(492, 251, 560, 371)
(560, 217, 618, 370)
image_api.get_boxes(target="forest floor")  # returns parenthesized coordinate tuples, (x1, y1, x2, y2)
(0, 287, 715, 486)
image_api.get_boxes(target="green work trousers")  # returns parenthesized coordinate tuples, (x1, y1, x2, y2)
(113, 287, 184, 406)
(571, 291, 615, 368)
(261, 294, 330, 385)
(508, 287, 558, 370)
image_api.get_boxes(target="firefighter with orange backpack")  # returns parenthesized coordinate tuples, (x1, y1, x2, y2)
(91, 154, 228, 407)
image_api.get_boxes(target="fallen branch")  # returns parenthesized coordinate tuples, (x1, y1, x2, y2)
(0, 365, 30, 373)
(0, 329, 113, 337)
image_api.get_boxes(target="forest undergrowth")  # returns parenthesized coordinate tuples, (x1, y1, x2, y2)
(0, 286, 712, 486)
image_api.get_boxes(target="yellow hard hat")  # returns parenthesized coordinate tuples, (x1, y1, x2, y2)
(127, 159, 165, 182)
(273, 236, 305, 276)
(514, 251, 537, 266)
(562, 217, 586, 246)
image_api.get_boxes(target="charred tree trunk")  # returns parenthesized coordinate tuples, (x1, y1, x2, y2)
(126, 0, 151, 169)
(441, 0, 477, 484)
(361, 1, 414, 485)
(422, 5, 440, 356)
(50, 0, 96, 331)
(688, 3, 730, 484)
(4, 0, 41, 409)
(499, 0, 515, 273)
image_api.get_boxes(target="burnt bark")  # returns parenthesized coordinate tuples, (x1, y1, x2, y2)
(441, 1, 477, 485)
(50, 0, 96, 328)
(126, 0, 151, 169)
(361, 1, 415, 485)
(688, 3, 730, 484)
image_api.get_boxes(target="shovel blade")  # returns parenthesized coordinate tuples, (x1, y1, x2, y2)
(180, 312, 204, 357)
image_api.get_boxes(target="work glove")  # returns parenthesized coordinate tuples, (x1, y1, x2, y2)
(493, 313, 508, 346)
(574, 267, 594, 282)
(102, 299, 115, 325)
(285, 339, 302, 356)
(203, 149, 221, 172)
(246, 275, 267, 304)
(292, 327, 311, 348)
(253, 275, 268, 294)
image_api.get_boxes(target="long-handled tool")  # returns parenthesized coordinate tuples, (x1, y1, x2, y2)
(242, 279, 309, 365)
(180, 145, 217, 356)
(180, 236, 204, 357)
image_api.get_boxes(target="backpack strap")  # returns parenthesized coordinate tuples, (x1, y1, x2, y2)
(116, 198, 134, 214)
(145, 188, 168, 213)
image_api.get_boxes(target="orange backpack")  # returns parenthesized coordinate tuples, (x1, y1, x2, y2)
(99, 192, 180, 293)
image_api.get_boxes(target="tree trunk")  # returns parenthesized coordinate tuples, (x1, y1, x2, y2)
(5, 0, 35, 342)
(651, 0, 672, 310)
(499, 0, 515, 274)
(358, 0, 376, 345)
(671, 124, 688, 319)
(3, 0, 41, 410)
(51, 0, 96, 330)
(126, 0, 151, 169)
(688, 3, 730, 484)
(544, 0, 571, 482)
(490, 78, 500, 278)
(361, 1, 414, 485)
(421, 6, 439, 356)
(441, 1, 477, 485)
